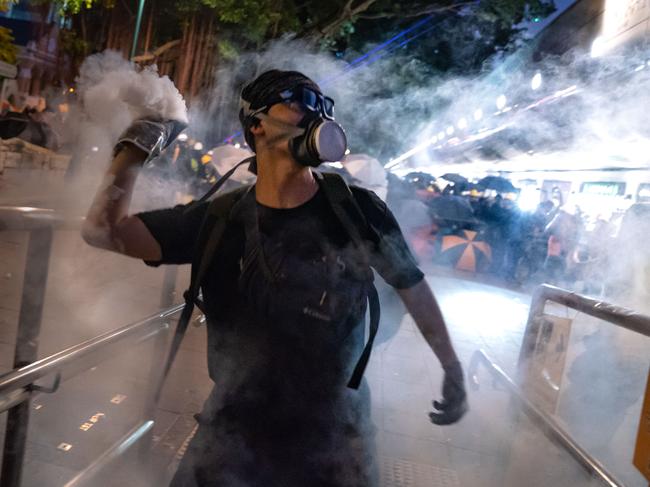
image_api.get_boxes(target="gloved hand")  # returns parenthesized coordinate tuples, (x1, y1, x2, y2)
(114, 117, 187, 164)
(429, 360, 468, 425)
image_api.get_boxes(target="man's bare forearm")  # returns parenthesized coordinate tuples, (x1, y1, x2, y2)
(81, 145, 147, 252)
(397, 279, 459, 367)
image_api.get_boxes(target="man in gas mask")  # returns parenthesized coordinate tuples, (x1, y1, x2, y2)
(82, 69, 466, 486)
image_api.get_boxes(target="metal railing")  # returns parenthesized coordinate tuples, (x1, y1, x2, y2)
(470, 283, 650, 487)
(519, 284, 650, 369)
(0, 205, 182, 487)
(469, 349, 624, 487)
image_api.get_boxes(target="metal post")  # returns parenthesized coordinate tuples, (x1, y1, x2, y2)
(130, 0, 146, 60)
(517, 285, 547, 373)
(160, 266, 178, 309)
(1, 227, 53, 487)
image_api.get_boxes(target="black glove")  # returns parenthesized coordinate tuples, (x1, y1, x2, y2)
(429, 360, 468, 425)
(114, 117, 187, 164)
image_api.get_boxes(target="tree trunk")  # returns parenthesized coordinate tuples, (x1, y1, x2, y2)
(176, 18, 192, 93)
(194, 15, 215, 97)
(189, 16, 209, 97)
(100, 4, 110, 50)
(182, 14, 198, 94)
(107, 5, 118, 50)
(80, 10, 88, 56)
(144, 0, 154, 54)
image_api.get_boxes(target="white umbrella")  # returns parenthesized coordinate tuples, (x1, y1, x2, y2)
(343, 153, 388, 201)
(209, 144, 256, 183)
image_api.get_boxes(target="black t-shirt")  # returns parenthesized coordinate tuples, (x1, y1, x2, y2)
(137, 181, 422, 427)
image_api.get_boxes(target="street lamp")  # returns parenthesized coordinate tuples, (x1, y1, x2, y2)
(531, 72, 543, 90)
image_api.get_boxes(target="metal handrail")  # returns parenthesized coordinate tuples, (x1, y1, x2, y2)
(0, 205, 84, 231)
(519, 284, 650, 368)
(534, 284, 650, 337)
(512, 283, 650, 487)
(0, 203, 184, 486)
(469, 349, 624, 487)
(0, 303, 182, 412)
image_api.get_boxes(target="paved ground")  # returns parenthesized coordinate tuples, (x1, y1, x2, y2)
(1, 168, 648, 486)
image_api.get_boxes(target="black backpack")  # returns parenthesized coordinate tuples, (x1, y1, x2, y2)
(156, 171, 381, 401)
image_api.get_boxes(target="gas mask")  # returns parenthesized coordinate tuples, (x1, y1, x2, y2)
(255, 111, 348, 167)
(240, 84, 348, 167)
(191, 86, 347, 205)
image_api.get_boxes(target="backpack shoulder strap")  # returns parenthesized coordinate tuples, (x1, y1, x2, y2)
(315, 171, 380, 390)
(188, 184, 252, 304)
(316, 171, 375, 253)
(155, 184, 251, 403)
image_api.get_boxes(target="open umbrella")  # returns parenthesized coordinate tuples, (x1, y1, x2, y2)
(428, 195, 476, 224)
(477, 176, 516, 193)
(343, 153, 388, 201)
(440, 173, 468, 185)
(437, 229, 492, 272)
(0, 112, 29, 139)
(404, 171, 436, 190)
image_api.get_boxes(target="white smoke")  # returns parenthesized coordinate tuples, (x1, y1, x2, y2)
(76, 50, 188, 142)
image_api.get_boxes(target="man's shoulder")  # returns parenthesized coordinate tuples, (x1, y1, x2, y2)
(206, 184, 253, 213)
(348, 185, 388, 221)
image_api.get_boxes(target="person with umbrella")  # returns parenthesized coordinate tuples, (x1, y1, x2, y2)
(440, 173, 470, 196)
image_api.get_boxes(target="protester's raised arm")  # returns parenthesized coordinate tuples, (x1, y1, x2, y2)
(81, 118, 186, 260)
(81, 144, 162, 260)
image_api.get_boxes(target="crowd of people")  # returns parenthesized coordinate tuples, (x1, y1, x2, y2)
(380, 171, 621, 293)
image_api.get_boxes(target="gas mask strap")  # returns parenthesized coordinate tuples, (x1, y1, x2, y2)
(183, 156, 256, 214)
(255, 112, 306, 147)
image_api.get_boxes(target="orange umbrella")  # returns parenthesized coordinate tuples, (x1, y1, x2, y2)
(439, 229, 492, 272)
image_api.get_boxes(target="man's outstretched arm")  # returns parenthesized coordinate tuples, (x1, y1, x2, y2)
(397, 278, 468, 425)
(82, 118, 186, 260)
(81, 145, 162, 261)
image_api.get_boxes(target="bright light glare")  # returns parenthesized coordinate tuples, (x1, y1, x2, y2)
(446, 126, 455, 136)
(531, 72, 542, 90)
(458, 118, 468, 130)
(438, 131, 445, 140)
(345, 148, 351, 155)
(517, 186, 540, 212)
(591, 36, 606, 58)
(474, 109, 483, 121)
(193, 142, 204, 151)
(234, 143, 241, 149)
(178, 133, 188, 142)
(91, 146, 99, 152)
(496, 95, 507, 110)
(385, 137, 436, 170)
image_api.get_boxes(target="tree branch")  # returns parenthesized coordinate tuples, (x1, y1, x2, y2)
(310, 0, 378, 38)
(358, 1, 478, 20)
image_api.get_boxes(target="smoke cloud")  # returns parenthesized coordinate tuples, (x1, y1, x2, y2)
(77, 50, 188, 137)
